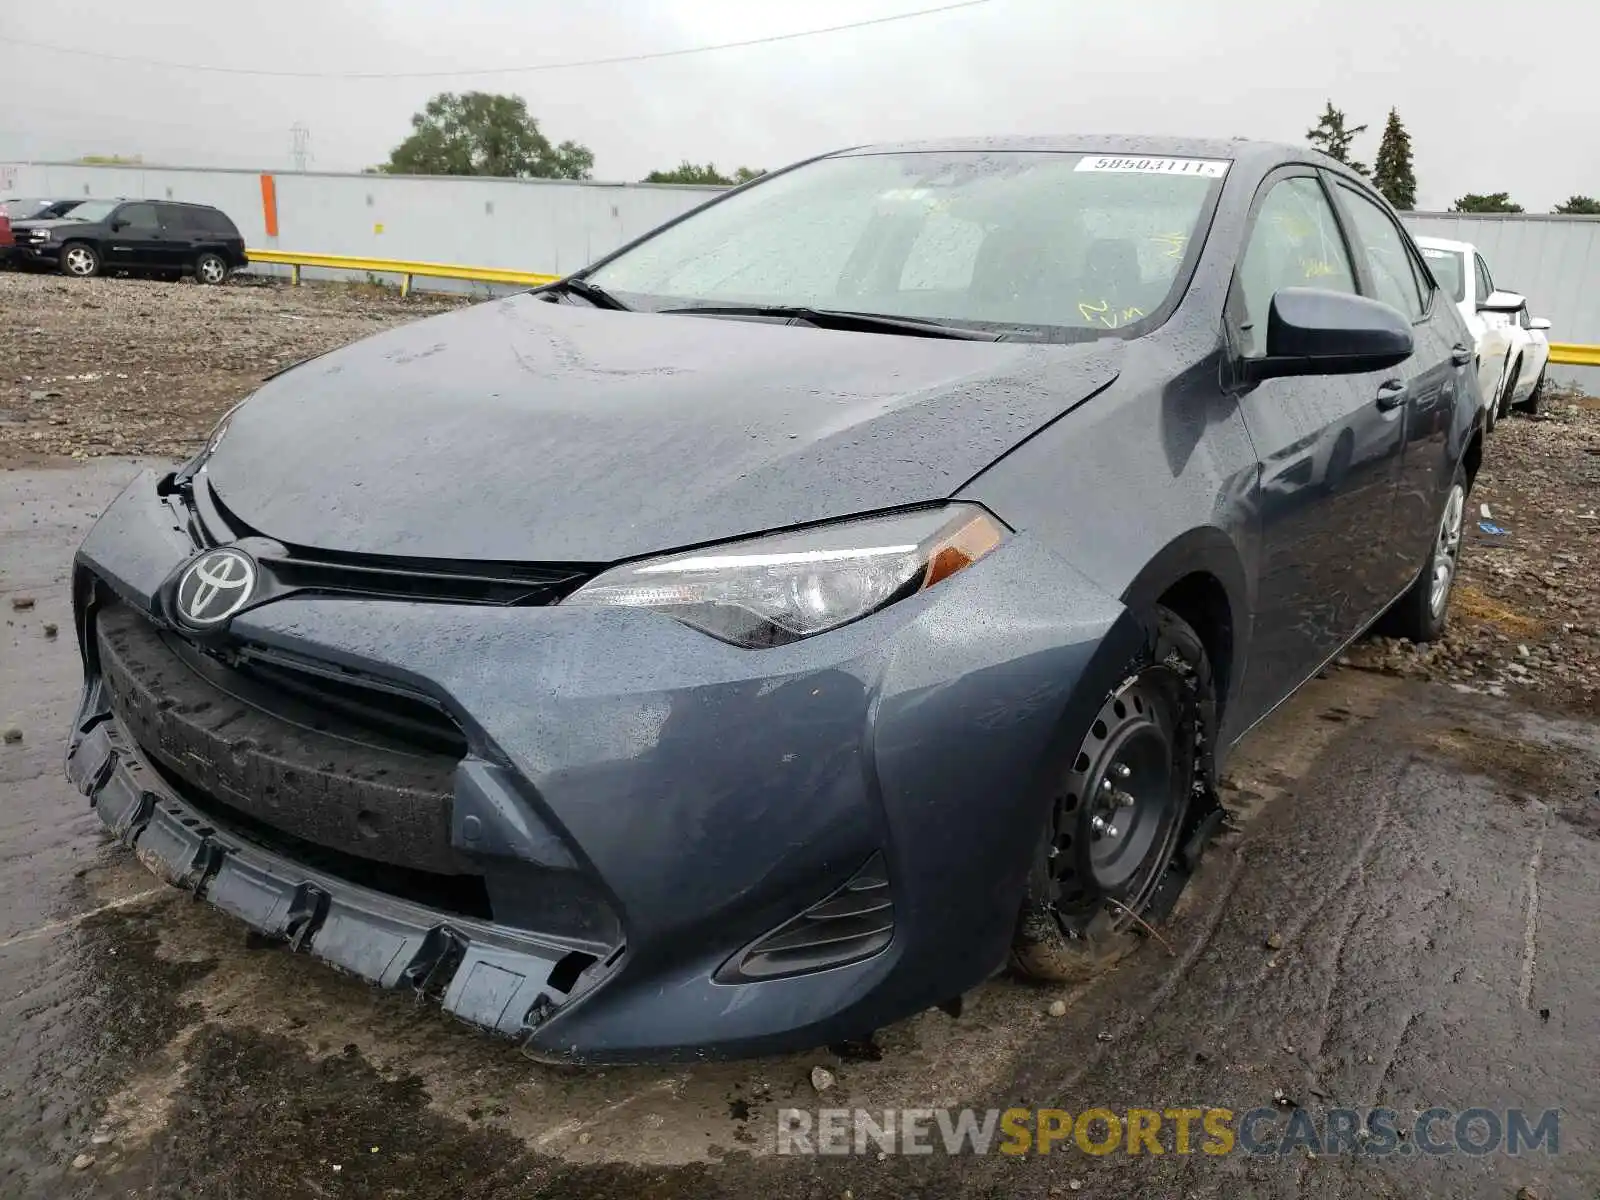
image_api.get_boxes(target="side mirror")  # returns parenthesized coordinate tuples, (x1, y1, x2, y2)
(1241, 287, 1413, 383)
(1478, 289, 1526, 313)
(1528, 316, 1552, 332)
(109, 218, 126, 231)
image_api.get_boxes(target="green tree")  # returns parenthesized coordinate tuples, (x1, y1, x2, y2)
(1370, 109, 1417, 210)
(384, 92, 593, 179)
(1450, 192, 1523, 213)
(1553, 195, 1600, 214)
(643, 161, 766, 185)
(1306, 102, 1368, 175)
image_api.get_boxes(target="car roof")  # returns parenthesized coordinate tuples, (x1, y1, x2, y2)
(836, 134, 1353, 175)
(1414, 235, 1476, 254)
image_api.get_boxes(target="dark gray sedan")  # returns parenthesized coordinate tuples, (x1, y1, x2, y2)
(66, 135, 1481, 1062)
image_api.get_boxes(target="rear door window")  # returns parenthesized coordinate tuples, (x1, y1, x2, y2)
(157, 205, 193, 235)
(1334, 183, 1425, 321)
(116, 203, 159, 233)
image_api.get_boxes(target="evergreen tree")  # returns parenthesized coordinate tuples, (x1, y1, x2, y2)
(1371, 109, 1417, 210)
(1553, 195, 1600, 214)
(1306, 102, 1368, 176)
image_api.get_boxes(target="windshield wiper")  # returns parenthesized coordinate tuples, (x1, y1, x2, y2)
(543, 276, 630, 310)
(661, 304, 1003, 341)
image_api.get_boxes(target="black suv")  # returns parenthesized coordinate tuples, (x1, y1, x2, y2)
(12, 199, 248, 283)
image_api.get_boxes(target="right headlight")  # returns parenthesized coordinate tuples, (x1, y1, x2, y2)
(563, 503, 1008, 648)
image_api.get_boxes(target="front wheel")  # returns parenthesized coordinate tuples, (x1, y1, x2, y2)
(1382, 471, 1465, 644)
(195, 251, 229, 285)
(1011, 607, 1213, 984)
(60, 242, 100, 278)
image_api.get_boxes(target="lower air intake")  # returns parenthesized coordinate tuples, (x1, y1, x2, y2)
(717, 853, 894, 982)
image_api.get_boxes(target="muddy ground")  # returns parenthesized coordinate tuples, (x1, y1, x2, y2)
(1, 275, 1598, 1198)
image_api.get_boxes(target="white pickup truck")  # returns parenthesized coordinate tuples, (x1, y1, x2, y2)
(1414, 235, 1552, 425)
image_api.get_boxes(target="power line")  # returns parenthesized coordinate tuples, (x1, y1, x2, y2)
(0, 1, 994, 81)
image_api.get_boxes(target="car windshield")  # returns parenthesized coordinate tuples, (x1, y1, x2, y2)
(2, 198, 50, 219)
(61, 200, 120, 222)
(1420, 247, 1465, 304)
(586, 151, 1228, 340)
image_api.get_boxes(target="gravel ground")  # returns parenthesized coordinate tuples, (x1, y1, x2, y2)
(3, 267, 1597, 716)
(1345, 387, 1600, 717)
(0, 272, 468, 463)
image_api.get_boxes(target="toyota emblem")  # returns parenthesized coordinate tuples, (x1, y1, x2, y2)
(175, 548, 257, 627)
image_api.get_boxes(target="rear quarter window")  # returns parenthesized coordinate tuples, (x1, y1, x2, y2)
(182, 208, 237, 236)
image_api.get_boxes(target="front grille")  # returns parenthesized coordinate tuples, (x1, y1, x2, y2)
(187, 478, 591, 607)
(717, 854, 894, 982)
(96, 600, 474, 881)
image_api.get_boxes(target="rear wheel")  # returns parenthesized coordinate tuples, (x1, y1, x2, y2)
(1517, 369, 1545, 415)
(1382, 468, 1465, 643)
(60, 242, 100, 278)
(195, 251, 229, 285)
(1011, 607, 1213, 983)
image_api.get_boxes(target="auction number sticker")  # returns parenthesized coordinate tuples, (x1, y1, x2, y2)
(1075, 156, 1229, 178)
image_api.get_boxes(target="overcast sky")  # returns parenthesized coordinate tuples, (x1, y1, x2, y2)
(1, 0, 1592, 212)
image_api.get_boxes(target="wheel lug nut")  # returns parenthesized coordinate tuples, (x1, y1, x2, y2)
(1113, 763, 1131, 780)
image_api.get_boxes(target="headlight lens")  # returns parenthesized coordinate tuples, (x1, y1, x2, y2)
(564, 504, 1007, 648)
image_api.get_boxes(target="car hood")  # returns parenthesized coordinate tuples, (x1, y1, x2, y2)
(12, 218, 78, 231)
(204, 295, 1121, 562)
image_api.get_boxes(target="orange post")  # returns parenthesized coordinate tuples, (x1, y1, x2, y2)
(259, 173, 279, 238)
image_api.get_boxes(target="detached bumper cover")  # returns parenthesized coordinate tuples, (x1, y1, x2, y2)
(66, 470, 1137, 1061)
(68, 695, 599, 1038)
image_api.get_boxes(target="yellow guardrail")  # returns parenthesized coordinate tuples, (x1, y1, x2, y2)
(1549, 343, 1600, 368)
(246, 249, 559, 297)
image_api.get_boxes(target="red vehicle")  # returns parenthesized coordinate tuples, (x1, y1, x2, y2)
(0, 211, 13, 265)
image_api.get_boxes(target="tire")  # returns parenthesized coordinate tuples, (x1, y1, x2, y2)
(1382, 468, 1466, 644)
(1011, 607, 1214, 984)
(60, 242, 100, 278)
(195, 251, 229, 285)
(1517, 369, 1544, 415)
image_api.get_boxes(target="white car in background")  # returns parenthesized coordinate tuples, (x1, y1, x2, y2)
(1502, 304, 1552, 414)
(1414, 236, 1543, 428)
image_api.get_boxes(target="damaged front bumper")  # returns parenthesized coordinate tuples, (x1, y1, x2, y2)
(65, 469, 1138, 1062)
(69, 692, 601, 1039)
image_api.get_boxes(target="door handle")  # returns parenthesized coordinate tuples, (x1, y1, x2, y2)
(1375, 380, 1408, 411)
(1451, 343, 1473, 366)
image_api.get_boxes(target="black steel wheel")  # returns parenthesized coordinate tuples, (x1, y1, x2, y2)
(1011, 606, 1216, 984)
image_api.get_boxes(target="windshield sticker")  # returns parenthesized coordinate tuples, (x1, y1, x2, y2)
(1075, 156, 1228, 178)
